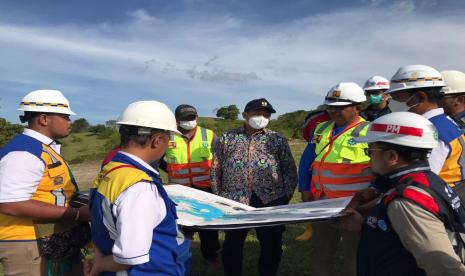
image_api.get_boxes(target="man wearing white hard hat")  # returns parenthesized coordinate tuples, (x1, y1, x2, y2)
(299, 82, 374, 276)
(440, 70, 465, 132)
(86, 101, 191, 276)
(360, 76, 391, 121)
(339, 112, 465, 275)
(0, 89, 90, 275)
(385, 64, 465, 194)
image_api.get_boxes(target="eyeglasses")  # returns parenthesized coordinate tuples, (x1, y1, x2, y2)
(364, 148, 386, 157)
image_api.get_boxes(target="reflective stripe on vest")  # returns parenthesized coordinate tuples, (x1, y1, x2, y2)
(165, 127, 214, 188)
(310, 118, 374, 199)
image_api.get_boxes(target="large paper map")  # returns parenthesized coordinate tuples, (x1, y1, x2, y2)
(165, 185, 351, 229)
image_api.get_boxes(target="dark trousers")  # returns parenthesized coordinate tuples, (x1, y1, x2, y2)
(222, 193, 287, 276)
(198, 229, 220, 261)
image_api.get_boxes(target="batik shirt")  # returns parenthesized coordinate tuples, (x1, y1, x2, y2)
(210, 127, 297, 205)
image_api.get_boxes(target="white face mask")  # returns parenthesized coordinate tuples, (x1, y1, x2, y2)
(389, 94, 418, 112)
(179, 120, 197, 130)
(248, 116, 270, 129)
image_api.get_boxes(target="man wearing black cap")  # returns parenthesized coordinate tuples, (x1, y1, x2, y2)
(211, 98, 297, 276)
(161, 104, 220, 268)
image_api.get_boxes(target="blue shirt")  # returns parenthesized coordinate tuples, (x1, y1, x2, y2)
(298, 125, 346, 192)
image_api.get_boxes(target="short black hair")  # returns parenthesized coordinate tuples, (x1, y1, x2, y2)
(374, 142, 431, 162)
(408, 87, 443, 103)
(119, 125, 167, 147)
(19, 111, 42, 123)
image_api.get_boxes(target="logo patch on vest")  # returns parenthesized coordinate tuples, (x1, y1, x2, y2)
(366, 216, 378, 229)
(367, 216, 388, 231)
(377, 220, 388, 231)
(168, 141, 177, 149)
(347, 138, 356, 146)
(311, 134, 322, 144)
(53, 176, 64, 185)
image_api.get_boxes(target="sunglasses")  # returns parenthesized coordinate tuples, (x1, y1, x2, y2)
(364, 148, 386, 157)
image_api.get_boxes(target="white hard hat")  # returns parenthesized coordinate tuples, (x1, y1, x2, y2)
(117, 101, 181, 134)
(18, 89, 75, 115)
(440, 70, 465, 95)
(387, 65, 445, 94)
(324, 82, 367, 106)
(363, 76, 390, 91)
(354, 112, 438, 149)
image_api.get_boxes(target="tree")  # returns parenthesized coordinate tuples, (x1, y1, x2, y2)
(89, 124, 107, 134)
(105, 120, 117, 129)
(268, 110, 310, 138)
(216, 105, 240, 120)
(72, 118, 90, 133)
(0, 118, 23, 147)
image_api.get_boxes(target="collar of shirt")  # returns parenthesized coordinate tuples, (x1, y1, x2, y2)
(422, 108, 444, 119)
(23, 128, 61, 153)
(118, 151, 159, 175)
(238, 126, 269, 136)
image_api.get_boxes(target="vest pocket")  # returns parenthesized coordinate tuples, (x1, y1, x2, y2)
(47, 165, 67, 186)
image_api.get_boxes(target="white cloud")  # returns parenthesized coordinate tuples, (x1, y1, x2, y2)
(389, 0, 416, 15)
(0, 4, 464, 122)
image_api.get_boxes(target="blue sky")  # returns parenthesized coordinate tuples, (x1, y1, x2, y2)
(0, 0, 464, 123)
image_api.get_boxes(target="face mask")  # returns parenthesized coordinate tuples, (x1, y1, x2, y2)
(368, 94, 382, 105)
(179, 120, 197, 130)
(389, 94, 418, 112)
(248, 116, 269, 129)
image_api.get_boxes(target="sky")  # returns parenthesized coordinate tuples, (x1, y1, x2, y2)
(0, 0, 464, 124)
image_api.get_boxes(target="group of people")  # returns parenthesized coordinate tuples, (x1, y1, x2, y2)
(299, 65, 465, 276)
(1, 64, 465, 276)
(0, 88, 297, 276)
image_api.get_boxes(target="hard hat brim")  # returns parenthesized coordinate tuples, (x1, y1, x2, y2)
(386, 84, 445, 94)
(324, 101, 354, 106)
(116, 121, 182, 135)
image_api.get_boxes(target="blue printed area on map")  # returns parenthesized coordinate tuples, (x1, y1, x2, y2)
(171, 196, 226, 221)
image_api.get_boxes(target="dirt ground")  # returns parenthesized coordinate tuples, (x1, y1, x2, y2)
(69, 160, 101, 190)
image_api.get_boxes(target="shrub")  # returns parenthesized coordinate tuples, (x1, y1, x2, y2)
(0, 118, 23, 147)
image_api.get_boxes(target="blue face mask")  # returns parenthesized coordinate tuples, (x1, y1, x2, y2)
(368, 94, 383, 105)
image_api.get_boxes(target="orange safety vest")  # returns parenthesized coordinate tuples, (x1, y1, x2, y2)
(0, 140, 76, 241)
(164, 127, 214, 188)
(310, 118, 374, 200)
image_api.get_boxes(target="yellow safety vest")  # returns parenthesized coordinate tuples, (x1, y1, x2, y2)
(311, 118, 374, 199)
(0, 144, 76, 241)
(164, 127, 214, 188)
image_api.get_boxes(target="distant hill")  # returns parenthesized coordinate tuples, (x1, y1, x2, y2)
(199, 109, 311, 138)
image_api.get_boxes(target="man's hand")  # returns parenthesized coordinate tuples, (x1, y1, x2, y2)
(301, 191, 314, 202)
(337, 208, 364, 232)
(83, 247, 104, 276)
(78, 205, 91, 222)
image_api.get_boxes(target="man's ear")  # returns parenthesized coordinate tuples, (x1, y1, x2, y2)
(242, 112, 248, 120)
(386, 149, 399, 166)
(457, 95, 465, 105)
(416, 91, 428, 103)
(150, 134, 161, 149)
(37, 114, 49, 127)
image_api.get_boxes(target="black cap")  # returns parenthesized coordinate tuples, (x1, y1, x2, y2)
(244, 98, 276, 113)
(175, 104, 198, 119)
